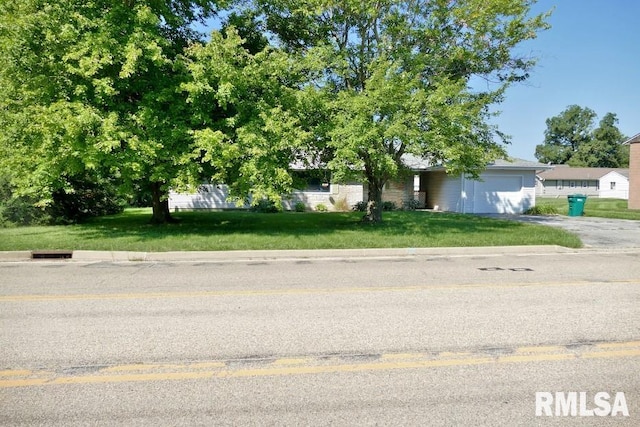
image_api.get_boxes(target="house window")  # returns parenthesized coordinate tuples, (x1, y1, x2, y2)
(581, 181, 588, 188)
(292, 171, 330, 192)
(556, 180, 563, 189)
(570, 181, 576, 188)
(611, 182, 616, 190)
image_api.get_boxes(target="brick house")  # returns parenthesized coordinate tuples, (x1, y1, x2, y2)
(625, 133, 640, 209)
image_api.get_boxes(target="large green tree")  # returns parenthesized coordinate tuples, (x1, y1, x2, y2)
(183, 27, 317, 207)
(254, 0, 550, 222)
(0, 0, 223, 223)
(570, 113, 629, 168)
(535, 105, 628, 167)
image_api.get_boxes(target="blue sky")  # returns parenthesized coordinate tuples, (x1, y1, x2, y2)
(493, 0, 640, 161)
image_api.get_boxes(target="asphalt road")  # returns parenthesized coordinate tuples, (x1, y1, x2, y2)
(487, 215, 640, 248)
(1, 250, 639, 426)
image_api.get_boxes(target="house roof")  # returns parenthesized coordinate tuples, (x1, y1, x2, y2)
(291, 154, 552, 172)
(401, 154, 550, 171)
(537, 165, 629, 180)
(623, 133, 640, 145)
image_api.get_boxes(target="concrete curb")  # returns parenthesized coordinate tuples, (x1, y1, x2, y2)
(0, 245, 579, 263)
(0, 251, 33, 261)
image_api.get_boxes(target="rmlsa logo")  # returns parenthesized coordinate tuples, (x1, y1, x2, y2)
(535, 392, 629, 417)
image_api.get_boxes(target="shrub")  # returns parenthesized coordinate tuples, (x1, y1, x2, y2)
(315, 203, 328, 212)
(524, 204, 559, 216)
(352, 200, 397, 212)
(0, 197, 50, 227)
(332, 197, 350, 212)
(403, 199, 422, 210)
(352, 201, 368, 212)
(382, 201, 397, 211)
(294, 201, 306, 212)
(48, 183, 125, 224)
(250, 199, 280, 213)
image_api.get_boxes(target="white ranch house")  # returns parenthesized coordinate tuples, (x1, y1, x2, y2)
(536, 166, 630, 199)
(169, 157, 549, 215)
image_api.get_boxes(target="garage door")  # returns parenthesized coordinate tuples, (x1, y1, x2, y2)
(473, 175, 523, 214)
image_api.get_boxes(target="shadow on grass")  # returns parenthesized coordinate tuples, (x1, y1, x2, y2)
(0, 208, 582, 251)
(80, 209, 537, 241)
(0, 209, 581, 252)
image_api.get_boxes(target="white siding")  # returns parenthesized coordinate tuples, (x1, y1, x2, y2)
(537, 179, 599, 197)
(282, 182, 364, 211)
(169, 183, 364, 212)
(169, 185, 247, 210)
(598, 171, 629, 199)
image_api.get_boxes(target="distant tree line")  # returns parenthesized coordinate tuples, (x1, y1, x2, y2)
(535, 105, 628, 168)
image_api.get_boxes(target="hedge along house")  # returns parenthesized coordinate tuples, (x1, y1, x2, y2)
(168, 156, 548, 214)
(625, 133, 640, 209)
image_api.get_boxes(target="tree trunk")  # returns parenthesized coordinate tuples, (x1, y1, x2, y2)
(362, 179, 384, 223)
(150, 181, 174, 224)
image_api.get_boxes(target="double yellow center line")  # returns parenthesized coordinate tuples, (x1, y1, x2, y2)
(2, 341, 639, 388)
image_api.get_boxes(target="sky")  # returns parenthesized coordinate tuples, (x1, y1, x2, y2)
(492, 0, 640, 161)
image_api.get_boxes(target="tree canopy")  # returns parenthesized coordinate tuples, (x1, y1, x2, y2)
(1, 0, 551, 224)
(253, 0, 550, 221)
(534, 105, 629, 167)
(0, 0, 223, 223)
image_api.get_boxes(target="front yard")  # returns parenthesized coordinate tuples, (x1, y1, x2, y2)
(0, 208, 582, 251)
(536, 198, 640, 220)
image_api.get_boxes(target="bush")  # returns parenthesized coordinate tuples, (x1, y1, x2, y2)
(403, 199, 422, 210)
(382, 201, 397, 211)
(524, 204, 559, 216)
(0, 197, 50, 227)
(352, 200, 397, 212)
(250, 199, 280, 213)
(332, 197, 350, 212)
(294, 201, 306, 212)
(352, 201, 368, 212)
(0, 172, 125, 225)
(315, 203, 328, 212)
(48, 187, 125, 224)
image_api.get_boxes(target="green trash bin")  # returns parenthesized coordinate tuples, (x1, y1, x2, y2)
(567, 194, 587, 216)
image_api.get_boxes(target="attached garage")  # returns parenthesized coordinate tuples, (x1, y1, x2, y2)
(418, 158, 545, 214)
(472, 175, 524, 214)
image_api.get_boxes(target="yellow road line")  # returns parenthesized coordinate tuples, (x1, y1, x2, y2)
(0, 369, 32, 377)
(498, 353, 575, 364)
(582, 349, 640, 359)
(2, 341, 638, 389)
(1, 279, 638, 302)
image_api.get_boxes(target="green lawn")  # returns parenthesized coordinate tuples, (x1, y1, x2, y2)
(0, 208, 582, 251)
(536, 197, 640, 220)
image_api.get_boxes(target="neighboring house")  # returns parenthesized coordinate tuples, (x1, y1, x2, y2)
(625, 133, 640, 209)
(169, 156, 549, 215)
(536, 166, 630, 199)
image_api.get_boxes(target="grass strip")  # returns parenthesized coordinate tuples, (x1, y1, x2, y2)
(0, 209, 582, 251)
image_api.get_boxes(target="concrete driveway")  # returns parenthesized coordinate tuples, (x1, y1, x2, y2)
(494, 215, 640, 248)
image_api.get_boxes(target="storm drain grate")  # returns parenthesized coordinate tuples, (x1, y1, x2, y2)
(31, 250, 73, 260)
